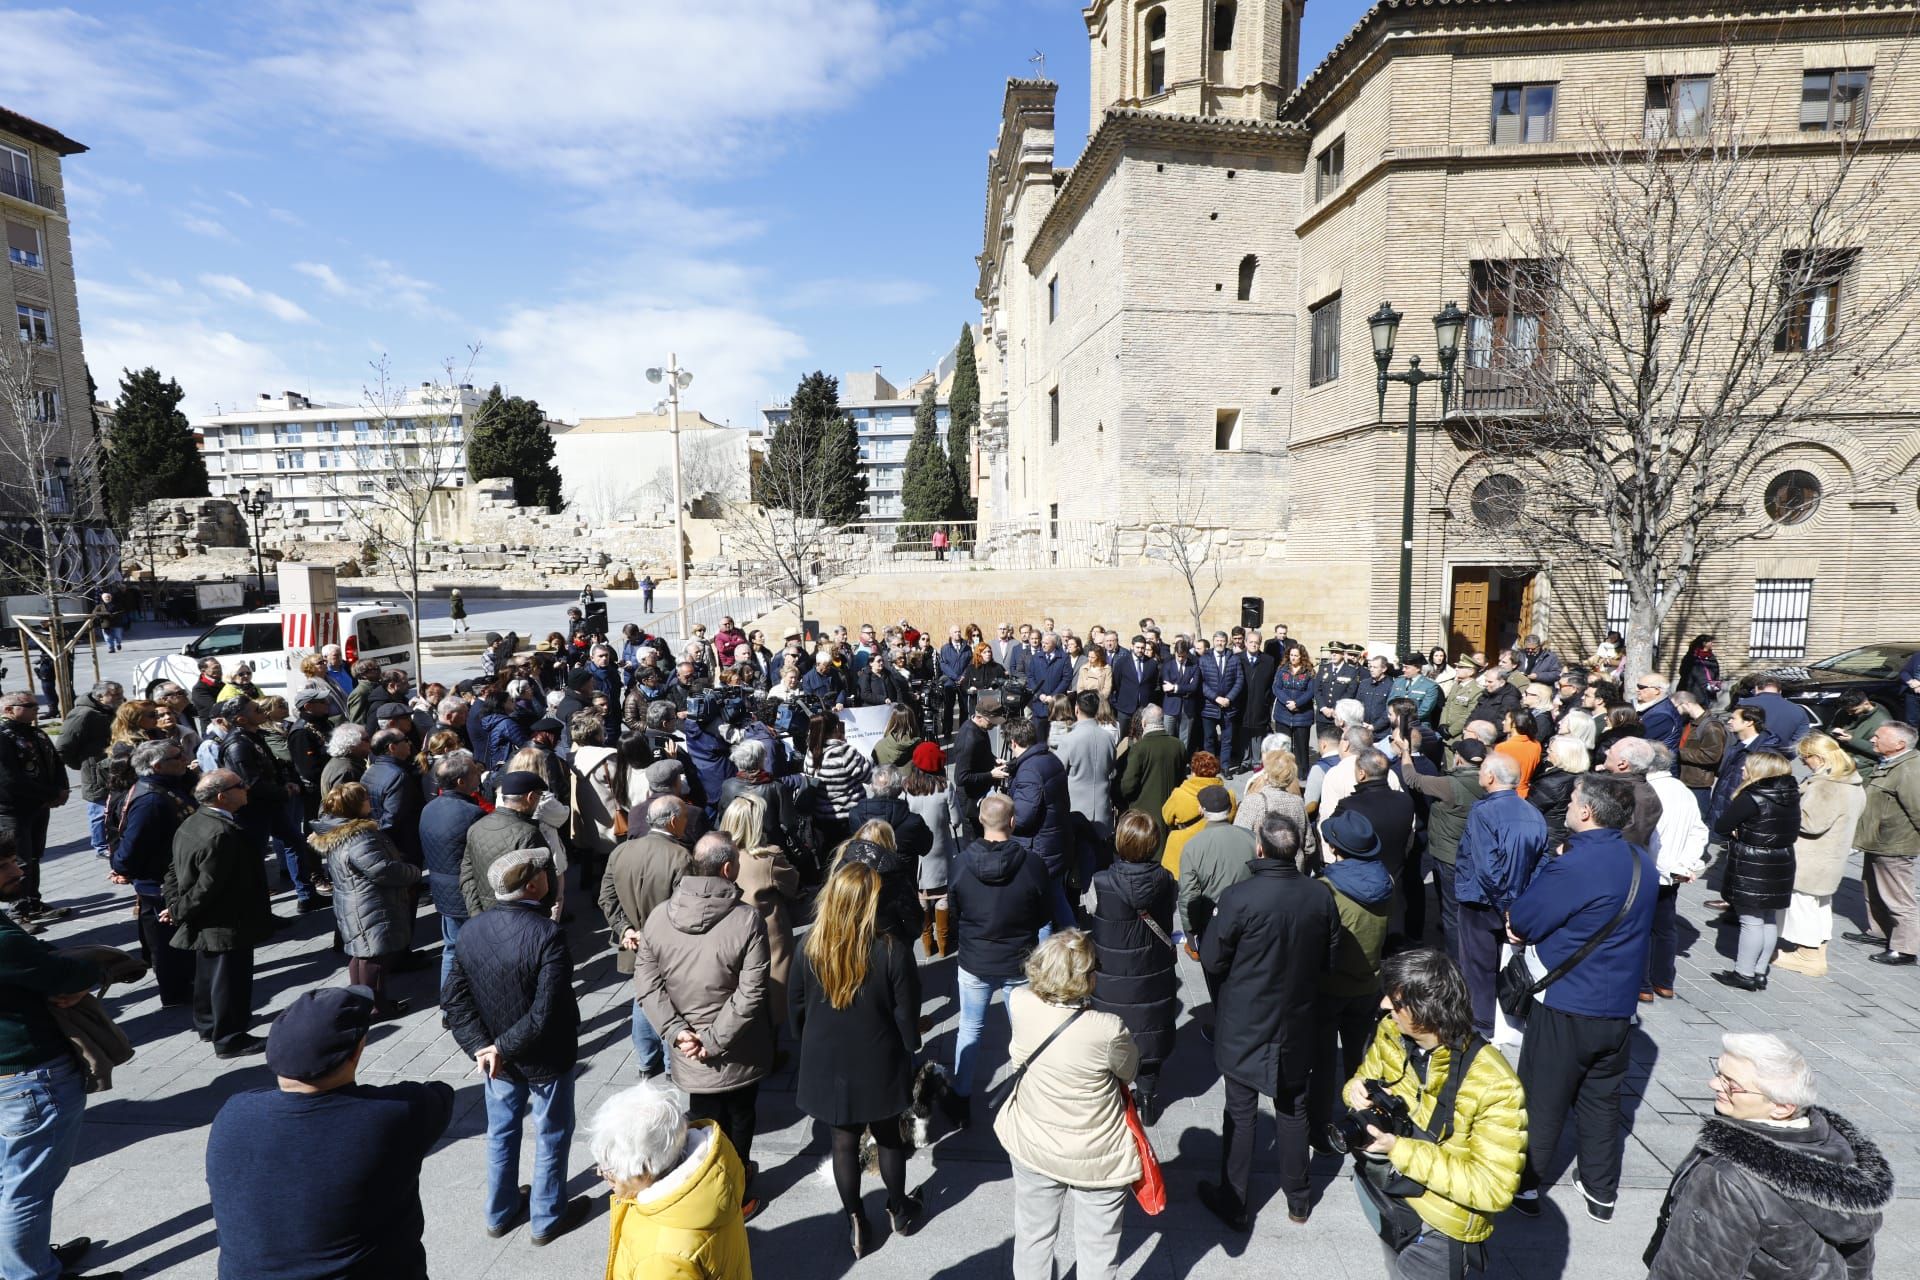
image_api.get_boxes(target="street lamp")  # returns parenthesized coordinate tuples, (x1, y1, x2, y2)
(236, 484, 272, 598)
(645, 357, 694, 642)
(1374, 300, 1466, 654)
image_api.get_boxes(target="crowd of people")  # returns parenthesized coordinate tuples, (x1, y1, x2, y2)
(0, 604, 1903, 1279)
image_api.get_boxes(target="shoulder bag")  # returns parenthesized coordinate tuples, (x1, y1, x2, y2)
(1353, 1037, 1485, 1252)
(1498, 855, 1642, 1024)
(1117, 1083, 1166, 1215)
(985, 1006, 1084, 1114)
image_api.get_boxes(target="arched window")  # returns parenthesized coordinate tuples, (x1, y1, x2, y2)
(1236, 254, 1258, 301)
(1143, 7, 1168, 96)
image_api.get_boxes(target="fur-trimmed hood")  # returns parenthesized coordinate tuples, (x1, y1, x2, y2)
(307, 816, 381, 852)
(1696, 1108, 1892, 1236)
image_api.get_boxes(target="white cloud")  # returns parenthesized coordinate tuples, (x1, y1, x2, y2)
(293, 262, 352, 297)
(85, 314, 300, 419)
(291, 259, 452, 320)
(0, 8, 228, 154)
(199, 273, 314, 324)
(481, 294, 808, 427)
(177, 213, 235, 241)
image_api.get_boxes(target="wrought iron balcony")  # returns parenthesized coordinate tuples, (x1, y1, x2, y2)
(0, 168, 56, 211)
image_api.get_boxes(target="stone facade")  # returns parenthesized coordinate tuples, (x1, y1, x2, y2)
(979, 0, 1920, 669)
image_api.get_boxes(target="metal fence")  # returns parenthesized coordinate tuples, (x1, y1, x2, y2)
(830, 518, 1119, 575)
(1748, 577, 1813, 660)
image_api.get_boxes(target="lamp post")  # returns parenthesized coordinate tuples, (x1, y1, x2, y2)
(645, 356, 694, 642)
(236, 484, 272, 598)
(1372, 300, 1466, 655)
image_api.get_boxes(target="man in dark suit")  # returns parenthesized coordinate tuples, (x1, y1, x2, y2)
(1005, 626, 1037, 682)
(937, 625, 973, 737)
(1335, 749, 1420, 938)
(1111, 634, 1160, 728)
(1198, 631, 1245, 766)
(167, 769, 275, 1058)
(952, 694, 1004, 840)
(1235, 632, 1277, 772)
(1026, 632, 1072, 721)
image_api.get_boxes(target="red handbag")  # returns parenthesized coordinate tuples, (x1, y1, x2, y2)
(1119, 1083, 1166, 1215)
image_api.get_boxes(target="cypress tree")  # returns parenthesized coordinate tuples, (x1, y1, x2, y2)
(946, 322, 979, 521)
(103, 367, 209, 528)
(817, 413, 868, 525)
(758, 371, 837, 513)
(898, 385, 956, 536)
(466, 384, 563, 510)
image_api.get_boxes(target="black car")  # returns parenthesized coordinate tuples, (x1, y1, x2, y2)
(1737, 642, 1920, 728)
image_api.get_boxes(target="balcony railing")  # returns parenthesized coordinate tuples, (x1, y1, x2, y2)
(1449, 353, 1589, 417)
(0, 169, 56, 211)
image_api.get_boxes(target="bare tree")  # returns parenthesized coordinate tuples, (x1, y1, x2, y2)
(1461, 44, 1920, 679)
(316, 352, 489, 636)
(0, 340, 113, 714)
(1143, 465, 1225, 639)
(723, 431, 853, 623)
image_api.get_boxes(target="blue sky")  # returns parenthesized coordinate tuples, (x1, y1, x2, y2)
(11, 1, 1360, 428)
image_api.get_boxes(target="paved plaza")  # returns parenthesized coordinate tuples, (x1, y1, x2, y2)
(23, 600, 1920, 1278)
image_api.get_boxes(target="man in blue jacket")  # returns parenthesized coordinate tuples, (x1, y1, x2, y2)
(1026, 631, 1072, 721)
(1634, 671, 1684, 751)
(1506, 773, 1657, 1224)
(419, 751, 486, 993)
(1111, 634, 1160, 726)
(1002, 716, 1074, 931)
(1351, 654, 1395, 735)
(1707, 704, 1784, 829)
(1197, 631, 1245, 765)
(1454, 752, 1548, 1039)
(936, 625, 972, 736)
(1735, 676, 1811, 747)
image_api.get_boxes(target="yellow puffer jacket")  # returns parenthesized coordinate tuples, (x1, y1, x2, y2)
(605, 1121, 753, 1280)
(1346, 1017, 1527, 1244)
(1162, 775, 1235, 876)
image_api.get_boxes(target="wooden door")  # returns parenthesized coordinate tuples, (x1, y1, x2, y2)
(1517, 573, 1539, 644)
(1449, 569, 1491, 657)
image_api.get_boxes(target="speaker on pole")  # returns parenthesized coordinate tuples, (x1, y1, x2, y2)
(1240, 596, 1265, 630)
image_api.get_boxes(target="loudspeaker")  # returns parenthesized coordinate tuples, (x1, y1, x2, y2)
(1240, 596, 1265, 630)
(801, 619, 821, 645)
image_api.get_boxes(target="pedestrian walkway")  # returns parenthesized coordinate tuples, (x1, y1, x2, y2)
(31, 802, 1920, 1278)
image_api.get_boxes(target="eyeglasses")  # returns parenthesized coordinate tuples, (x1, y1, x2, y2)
(1708, 1056, 1759, 1097)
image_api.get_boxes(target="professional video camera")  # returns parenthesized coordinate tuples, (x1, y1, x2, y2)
(687, 685, 754, 732)
(996, 676, 1033, 716)
(1326, 1079, 1417, 1155)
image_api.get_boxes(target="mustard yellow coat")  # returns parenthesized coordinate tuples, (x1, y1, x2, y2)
(605, 1121, 753, 1280)
(1162, 775, 1235, 876)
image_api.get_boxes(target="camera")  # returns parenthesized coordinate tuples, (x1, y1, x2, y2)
(1327, 1079, 1416, 1155)
(688, 686, 753, 732)
(996, 676, 1032, 716)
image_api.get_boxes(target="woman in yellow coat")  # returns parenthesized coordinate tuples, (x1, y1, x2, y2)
(592, 1079, 753, 1279)
(1162, 750, 1234, 876)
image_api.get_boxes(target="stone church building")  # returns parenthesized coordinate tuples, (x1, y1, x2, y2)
(975, 0, 1920, 668)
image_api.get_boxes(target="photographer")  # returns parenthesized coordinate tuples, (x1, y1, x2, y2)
(1344, 949, 1526, 1278)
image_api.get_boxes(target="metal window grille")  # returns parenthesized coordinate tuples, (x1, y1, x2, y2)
(1749, 578, 1813, 660)
(1605, 579, 1630, 638)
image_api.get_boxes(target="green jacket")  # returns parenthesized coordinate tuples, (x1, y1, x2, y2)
(1400, 758, 1484, 865)
(1119, 731, 1188, 831)
(55, 695, 115, 804)
(1857, 749, 1920, 857)
(1176, 821, 1255, 937)
(1439, 683, 1483, 739)
(1348, 1018, 1527, 1244)
(1834, 704, 1891, 766)
(0, 913, 101, 1072)
(1321, 879, 1388, 998)
(164, 807, 274, 952)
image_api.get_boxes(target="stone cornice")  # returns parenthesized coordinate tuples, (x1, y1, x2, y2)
(978, 79, 1061, 302)
(1024, 109, 1308, 270)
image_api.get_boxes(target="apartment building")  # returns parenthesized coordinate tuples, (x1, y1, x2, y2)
(197, 384, 487, 534)
(759, 365, 953, 523)
(977, 0, 1920, 668)
(0, 105, 115, 587)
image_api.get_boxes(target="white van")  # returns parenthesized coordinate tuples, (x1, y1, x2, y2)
(135, 602, 417, 699)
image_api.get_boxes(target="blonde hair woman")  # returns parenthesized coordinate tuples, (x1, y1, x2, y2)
(1236, 745, 1304, 840)
(790, 861, 924, 1257)
(719, 794, 800, 1021)
(1776, 733, 1866, 977)
(1710, 750, 1800, 991)
(994, 929, 1141, 1280)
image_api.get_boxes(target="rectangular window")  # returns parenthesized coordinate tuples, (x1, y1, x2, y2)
(1047, 275, 1059, 322)
(283, 423, 302, 443)
(1749, 578, 1813, 659)
(1645, 75, 1712, 138)
(1465, 259, 1552, 370)
(43, 472, 69, 515)
(6, 219, 41, 268)
(286, 451, 304, 469)
(1490, 83, 1557, 144)
(0, 145, 32, 205)
(1048, 386, 1060, 444)
(1214, 407, 1242, 451)
(14, 304, 51, 346)
(353, 420, 370, 436)
(357, 480, 376, 494)
(30, 387, 57, 423)
(274, 453, 288, 470)
(1314, 136, 1345, 200)
(238, 424, 256, 442)
(1802, 69, 1871, 131)
(1309, 294, 1341, 386)
(1605, 579, 1631, 639)
(1775, 249, 1855, 352)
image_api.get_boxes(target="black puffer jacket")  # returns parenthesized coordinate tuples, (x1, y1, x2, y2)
(1528, 766, 1580, 850)
(1087, 857, 1178, 1067)
(947, 836, 1052, 980)
(1646, 1108, 1891, 1280)
(1714, 775, 1801, 914)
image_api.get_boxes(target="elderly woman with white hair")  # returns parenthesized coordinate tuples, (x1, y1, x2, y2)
(591, 1078, 752, 1278)
(1645, 1032, 1890, 1279)
(320, 722, 370, 794)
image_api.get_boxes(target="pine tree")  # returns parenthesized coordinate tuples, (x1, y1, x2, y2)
(817, 413, 868, 525)
(757, 371, 837, 514)
(102, 367, 208, 528)
(899, 385, 957, 535)
(466, 384, 563, 510)
(946, 322, 979, 521)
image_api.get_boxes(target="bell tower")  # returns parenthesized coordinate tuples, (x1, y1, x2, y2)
(1083, 0, 1305, 133)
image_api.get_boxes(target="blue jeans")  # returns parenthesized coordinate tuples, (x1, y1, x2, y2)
(104, 627, 123, 652)
(269, 795, 316, 903)
(953, 969, 1025, 1097)
(85, 801, 109, 857)
(631, 998, 665, 1076)
(1201, 716, 1234, 767)
(482, 1071, 576, 1235)
(0, 1056, 85, 1280)
(438, 914, 464, 996)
